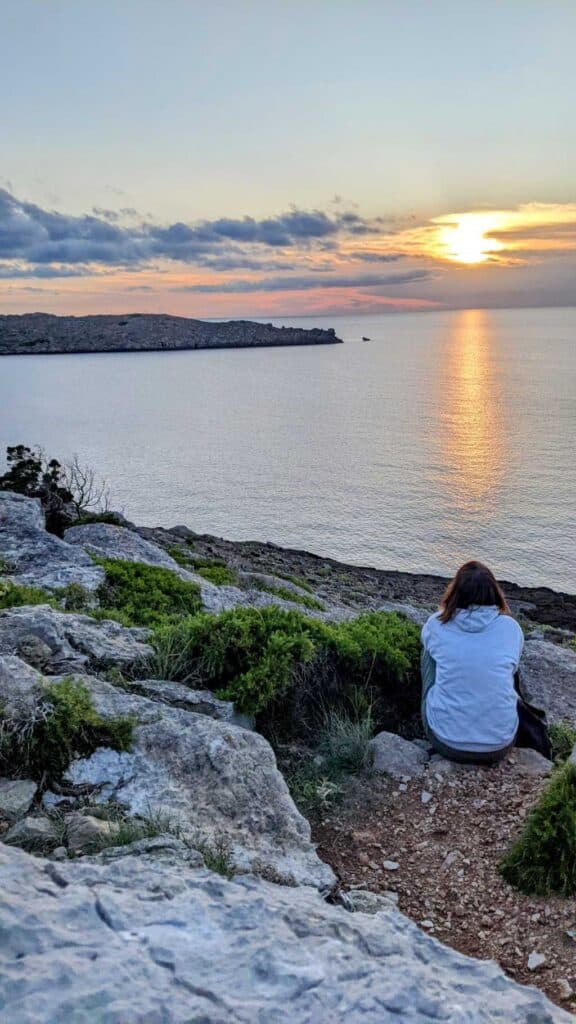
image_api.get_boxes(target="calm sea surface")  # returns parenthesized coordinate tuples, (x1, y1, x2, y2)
(1, 307, 575, 593)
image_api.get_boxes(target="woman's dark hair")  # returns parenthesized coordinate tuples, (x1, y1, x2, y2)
(439, 560, 510, 623)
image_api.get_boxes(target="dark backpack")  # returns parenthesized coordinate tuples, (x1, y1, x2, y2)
(513, 671, 552, 761)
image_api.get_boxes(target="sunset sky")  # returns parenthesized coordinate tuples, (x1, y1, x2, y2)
(2, 0, 575, 317)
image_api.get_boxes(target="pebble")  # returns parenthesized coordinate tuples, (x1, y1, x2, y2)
(382, 860, 400, 871)
(556, 978, 573, 1000)
(421, 791, 433, 804)
(421, 919, 435, 930)
(527, 952, 546, 972)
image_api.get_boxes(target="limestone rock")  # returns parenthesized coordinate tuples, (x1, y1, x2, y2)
(569, 743, 576, 766)
(0, 606, 152, 673)
(0, 491, 104, 592)
(0, 843, 570, 1023)
(521, 639, 576, 726)
(124, 677, 253, 728)
(0, 655, 44, 720)
(64, 522, 185, 572)
(96, 835, 204, 868)
(58, 674, 332, 888)
(0, 779, 37, 821)
(4, 815, 59, 852)
(377, 601, 430, 627)
(340, 888, 398, 914)
(64, 813, 120, 855)
(510, 747, 553, 777)
(366, 731, 430, 778)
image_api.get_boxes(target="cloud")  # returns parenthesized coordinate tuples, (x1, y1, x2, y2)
(0, 189, 385, 275)
(0, 262, 88, 279)
(177, 270, 430, 293)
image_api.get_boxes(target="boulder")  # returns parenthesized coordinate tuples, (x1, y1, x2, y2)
(123, 678, 253, 729)
(569, 744, 576, 767)
(0, 655, 44, 719)
(0, 607, 152, 674)
(340, 888, 399, 914)
(520, 639, 576, 726)
(0, 844, 570, 1023)
(366, 731, 430, 778)
(0, 491, 104, 592)
(0, 779, 37, 821)
(64, 813, 120, 855)
(3, 815, 59, 852)
(510, 747, 553, 777)
(53, 674, 332, 888)
(96, 835, 204, 868)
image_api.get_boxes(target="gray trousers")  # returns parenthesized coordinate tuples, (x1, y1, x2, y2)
(420, 650, 513, 765)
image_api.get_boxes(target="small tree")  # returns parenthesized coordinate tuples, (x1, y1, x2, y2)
(0, 445, 111, 536)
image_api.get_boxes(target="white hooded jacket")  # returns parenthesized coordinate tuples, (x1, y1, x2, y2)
(421, 606, 523, 752)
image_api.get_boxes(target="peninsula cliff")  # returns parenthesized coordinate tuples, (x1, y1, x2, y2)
(0, 312, 341, 356)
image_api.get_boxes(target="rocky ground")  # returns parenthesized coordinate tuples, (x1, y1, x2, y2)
(0, 489, 574, 1022)
(315, 750, 576, 1014)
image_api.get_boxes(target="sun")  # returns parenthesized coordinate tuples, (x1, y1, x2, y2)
(436, 213, 504, 265)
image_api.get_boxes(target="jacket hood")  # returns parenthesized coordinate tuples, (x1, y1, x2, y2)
(451, 605, 502, 632)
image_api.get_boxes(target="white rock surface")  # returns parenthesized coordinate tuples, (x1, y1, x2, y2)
(0, 844, 570, 1024)
(366, 731, 430, 778)
(0, 492, 104, 591)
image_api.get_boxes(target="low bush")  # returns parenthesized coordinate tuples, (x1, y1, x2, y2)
(500, 761, 576, 897)
(0, 580, 55, 610)
(196, 564, 239, 586)
(549, 721, 576, 763)
(255, 581, 325, 611)
(275, 573, 315, 594)
(0, 677, 133, 784)
(151, 605, 421, 737)
(94, 558, 201, 628)
(54, 582, 94, 613)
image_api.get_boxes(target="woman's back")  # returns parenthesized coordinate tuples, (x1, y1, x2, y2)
(422, 605, 523, 752)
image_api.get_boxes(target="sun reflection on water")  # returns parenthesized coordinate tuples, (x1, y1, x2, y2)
(440, 309, 506, 506)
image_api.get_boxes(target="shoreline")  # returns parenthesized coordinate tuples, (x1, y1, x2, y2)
(140, 523, 576, 632)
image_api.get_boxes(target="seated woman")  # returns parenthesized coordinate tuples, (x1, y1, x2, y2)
(421, 561, 523, 764)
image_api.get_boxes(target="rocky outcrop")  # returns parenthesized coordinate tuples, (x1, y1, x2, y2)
(0, 492, 103, 591)
(521, 638, 576, 725)
(122, 677, 253, 729)
(0, 658, 331, 888)
(0, 312, 341, 356)
(0, 843, 570, 1023)
(0, 607, 152, 674)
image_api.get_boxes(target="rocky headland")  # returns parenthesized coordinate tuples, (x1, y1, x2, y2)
(0, 490, 574, 1021)
(0, 312, 341, 356)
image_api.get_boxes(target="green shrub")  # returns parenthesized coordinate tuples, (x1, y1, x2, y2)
(500, 761, 576, 897)
(72, 511, 124, 528)
(255, 581, 324, 611)
(549, 722, 576, 763)
(0, 580, 55, 609)
(54, 582, 94, 613)
(165, 545, 193, 567)
(196, 564, 238, 586)
(0, 677, 133, 783)
(275, 573, 315, 593)
(94, 558, 201, 627)
(151, 606, 421, 735)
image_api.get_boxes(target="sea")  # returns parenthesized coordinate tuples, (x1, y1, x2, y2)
(1, 307, 574, 593)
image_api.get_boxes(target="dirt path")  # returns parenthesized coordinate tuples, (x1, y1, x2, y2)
(313, 755, 576, 1014)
